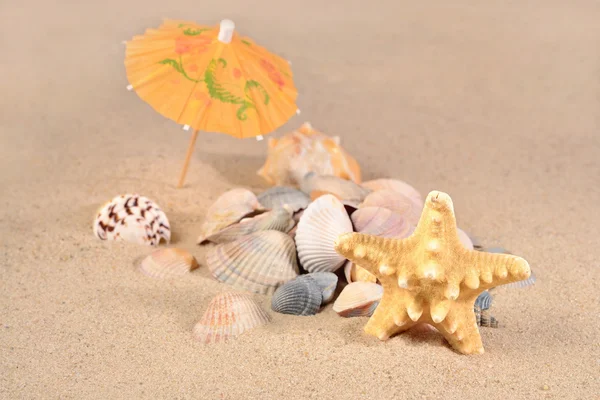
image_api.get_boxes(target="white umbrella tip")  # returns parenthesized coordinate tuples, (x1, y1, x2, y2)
(219, 19, 235, 43)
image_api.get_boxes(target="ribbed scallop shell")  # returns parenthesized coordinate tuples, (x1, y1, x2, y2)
(351, 207, 413, 239)
(197, 188, 265, 244)
(203, 208, 295, 244)
(257, 186, 311, 213)
(343, 262, 377, 284)
(206, 230, 299, 295)
(333, 282, 383, 317)
(300, 173, 371, 204)
(359, 189, 422, 226)
(361, 178, 423, 208)
(93, 194, 170, 246)
(139, 248, 199, 278)
(302, 272, 338, 304)
(474, 290, 493, 310)
(271, 275, 322, 316)
(295, 194, 353, 273)
(193, 292, 271, 344)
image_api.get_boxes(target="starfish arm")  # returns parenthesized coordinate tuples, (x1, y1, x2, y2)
(334, 232, 412, 277)
(364, 290, 417, 340)
(466, 250, 531, 290)
(434, 304, 484, 355)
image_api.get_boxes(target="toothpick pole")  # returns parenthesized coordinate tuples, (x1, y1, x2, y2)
(177, 129, 199, 188)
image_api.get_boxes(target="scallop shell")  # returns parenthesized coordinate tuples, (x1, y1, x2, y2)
(457, 228, 474, 250)
(139, 248, 199, 278)
(206, 230, 299, 295)
(332, 282, 383, 317)
(474, 290, 493, 311)
(93, 194, 170, 246)
(295, 194, 353, 273)
(359, 189, 423, 226)
(351, 207, 413, 239)
(300, 172, 371, 204)
(197, 188, 265, 244)
(344, 262, 377, 284)
(257, 186, 311, 213)
(193, 292, 271, 344)
(361, 178, 423, 208)
(271, 275, 322, 316)
(203, 208, 295, 244)
(301, 272, 338, 304)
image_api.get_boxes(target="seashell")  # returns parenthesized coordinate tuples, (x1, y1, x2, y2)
(351, 207, 413, 239)
(93, 194, 170, 246)
(206, 230, 299, 295)
(203, 208, 295, 244)
(344, 262, 377, 284)
(295, 194, 353, 273)
(257, 121, 362, 187)
(257, 186, 311, 213)
(359, 189, 422, 226)
(361, 178, 423, 208)
(197, 188, 265, 244)
(474, 290, 493, 311)
(457, 228, 474, 250)
(139, 248, 199, 278)
(271, 275, 322, 316)
(332, 282, 383, 317)
(476, 308, 499, 328)
(485, 246, 512, 254)
(299, 272, 338, 304)
(193, 292, 271, 344)
(300, 172, 371, 204)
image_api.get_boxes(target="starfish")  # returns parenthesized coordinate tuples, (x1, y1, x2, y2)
(334, 190, 531, 355)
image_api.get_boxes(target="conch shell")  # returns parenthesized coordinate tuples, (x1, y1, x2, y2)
(257, 122, 362, 187)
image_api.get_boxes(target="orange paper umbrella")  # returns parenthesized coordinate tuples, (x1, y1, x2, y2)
(124, 19, 299, 187)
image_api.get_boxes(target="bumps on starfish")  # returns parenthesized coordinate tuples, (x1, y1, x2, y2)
(334, 190, 531, 355)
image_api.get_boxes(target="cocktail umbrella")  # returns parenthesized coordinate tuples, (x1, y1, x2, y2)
(124, 19, 299, 187)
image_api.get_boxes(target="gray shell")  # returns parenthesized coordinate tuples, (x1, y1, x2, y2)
(257, 186, 311, 213)
(271, 275, 322, 316)
(474, 291, 493, 311)
(298, 272, 338, 304)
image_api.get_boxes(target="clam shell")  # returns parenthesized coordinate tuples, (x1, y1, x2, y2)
(295, 194, 353, 273)
(139, 248, 199, 279)
(300, 173, 371, 204)
(351, 207, 413, 239)
(457, 228, 474, 250)
(257, 186, 311, 213)
(197, 188, 265, 244)
(361, 178, 423, 208)
(193, 292, 271, 344)
(203, 208, 295, 244)
(474, 290, 493, 311)
(344, 262, 377, 284)
(332, 282, 383, 317)
(271, 275, 322, 316)
(359, 189, 422, 226)
(300, 272, 338, 304)
(93, 194, 170, 246)
(206, 230, 299, 295)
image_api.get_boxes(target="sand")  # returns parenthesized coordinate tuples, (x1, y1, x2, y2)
(1, 0, 599, 398)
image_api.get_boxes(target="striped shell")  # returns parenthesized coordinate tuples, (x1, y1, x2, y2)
(359, 189, 422, 226)
(351, 207, 413, 239)
(257, 186, 311, 213)
(203, 208, 295, 244)
(193, 292, 271, 344)
(271, 275, 322, 316)
(300, 173, 371, 204)
(197, 188, 265, 244)
(295, 194, 353, 273)
(303, 272, 338, 304)
(360, 178, 423, 208)
(139, 248, 199, 278)
(93, 194, 170, 246)
(206, 230, 299, 295)
(475, 290, 493, 310)
(332, 282, 383, 317)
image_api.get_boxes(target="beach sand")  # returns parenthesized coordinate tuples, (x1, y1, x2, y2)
(1, 0, 599, 398)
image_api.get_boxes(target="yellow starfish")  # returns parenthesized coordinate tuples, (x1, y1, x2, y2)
(334, 190, 531, 355)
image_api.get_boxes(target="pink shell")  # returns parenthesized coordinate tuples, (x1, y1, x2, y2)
(359, 189, 423, 226)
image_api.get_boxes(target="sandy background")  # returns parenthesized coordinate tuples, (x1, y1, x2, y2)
(1, 0, 599, 399)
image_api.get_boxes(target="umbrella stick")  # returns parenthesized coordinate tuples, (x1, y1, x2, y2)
(177, 129, 200, 188)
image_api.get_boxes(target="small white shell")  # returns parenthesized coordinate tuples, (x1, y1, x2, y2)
(332, 282, 383, 317)
(197, 188, 265, 244)
(257, 186, 311, 213)
(193, 292, 271, 344)
(295, 194, 353, 273)
(457, 228, 474, 250)
(206, 230, 299, 295)
(203, 208, 295, 244)
(139, 248, 199, 279)
(359, 189, 422, 226)
(93, 194, 171, 246)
